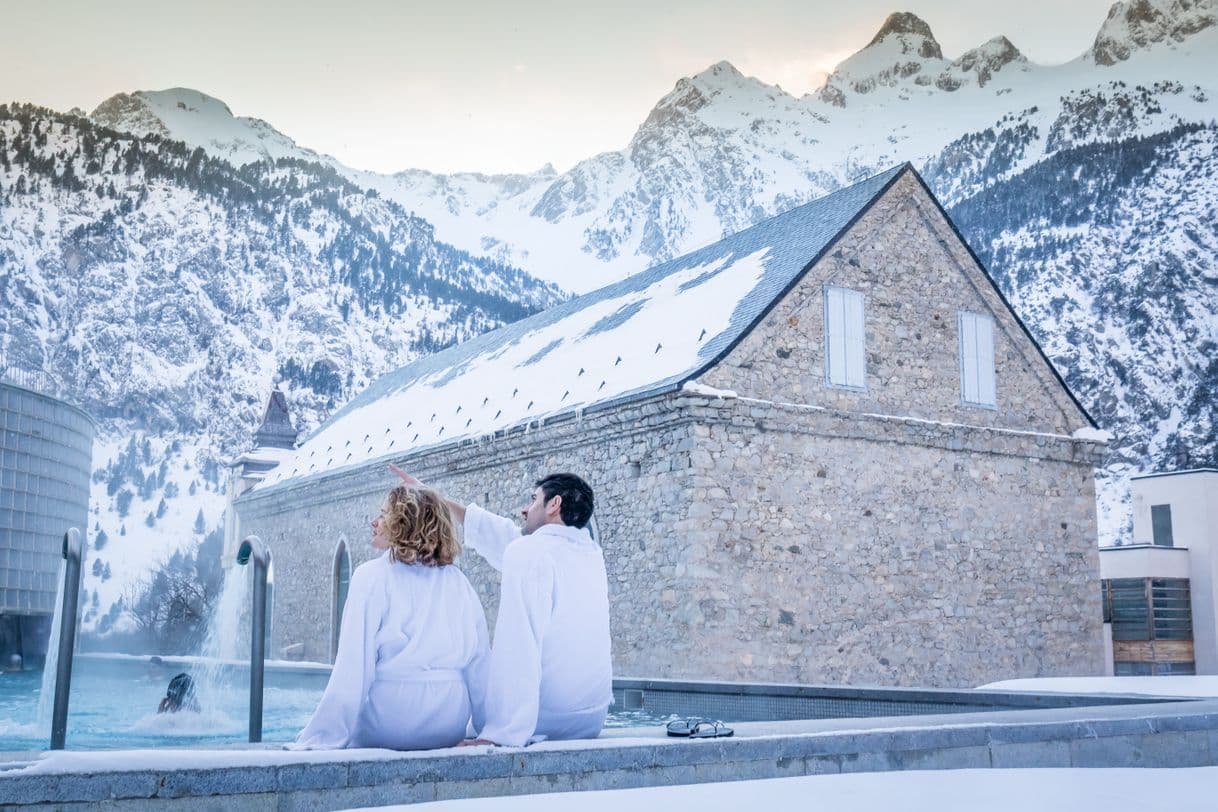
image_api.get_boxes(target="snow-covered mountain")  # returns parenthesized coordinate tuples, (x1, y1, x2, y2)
(359, 4, 1217, 295)
(90, 88, 327, 167)
(81, 5, 1217, 295)
(0, 104, 561, 631)
(3, 0, 1216, 635)
(1090, 0, 1217, 64)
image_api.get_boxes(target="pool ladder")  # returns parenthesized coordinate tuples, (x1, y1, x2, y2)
(50, 529, 83, 751)
(237, 535, 271, 743)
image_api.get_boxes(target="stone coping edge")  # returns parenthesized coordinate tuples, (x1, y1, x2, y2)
(3, 700, 1218, 807)
(612, 677, 1195, 708)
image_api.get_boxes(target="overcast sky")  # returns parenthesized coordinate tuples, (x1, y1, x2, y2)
(2, 1, 1120, 174)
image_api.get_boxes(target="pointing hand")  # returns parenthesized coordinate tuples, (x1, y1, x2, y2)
(389, 464, 422, 487)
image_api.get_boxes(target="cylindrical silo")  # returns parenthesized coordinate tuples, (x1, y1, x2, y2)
(0, 373, 94, 669)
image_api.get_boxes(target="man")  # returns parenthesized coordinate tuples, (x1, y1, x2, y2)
(391, 465, 612, 746)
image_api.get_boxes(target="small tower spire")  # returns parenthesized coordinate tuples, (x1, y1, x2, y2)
(253, 387, 298, 450)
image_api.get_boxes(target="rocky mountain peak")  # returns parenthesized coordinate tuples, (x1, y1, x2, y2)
(817, 11, 947, 105)
(866, 11, 944, 60)
(691, 59, 746, 84)
(640, 60, 776, 130)
(1091, 0, 1216, 65)
(936, 35, 1028, 90)
(90, 91, 170, 138)
(89, 87, 318, 167)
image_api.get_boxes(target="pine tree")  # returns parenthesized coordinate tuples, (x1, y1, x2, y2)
(115, 488, 134, 517)
(193, 509, 206, 534)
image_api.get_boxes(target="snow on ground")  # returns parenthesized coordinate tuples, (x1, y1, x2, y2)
(360, 768, 1218, 812)
(979, 676, 1218, 697)
(82, 435, 227, 633)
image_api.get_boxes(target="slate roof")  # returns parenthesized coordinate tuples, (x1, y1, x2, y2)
(252, 164, 918, 493)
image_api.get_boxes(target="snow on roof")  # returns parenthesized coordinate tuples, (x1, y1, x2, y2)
(253, 165, 908, 493)
(232, 445, 297, 468)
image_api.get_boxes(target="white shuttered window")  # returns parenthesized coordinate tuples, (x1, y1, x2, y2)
(959, 311, 996, 407)
(824, 286, 866, 389)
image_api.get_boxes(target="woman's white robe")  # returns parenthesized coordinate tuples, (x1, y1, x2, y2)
(463, 504, 613, 747)
(293, 552, 489, 750)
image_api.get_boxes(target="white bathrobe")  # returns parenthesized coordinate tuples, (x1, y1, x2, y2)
(293, 552, 489, 750)
(463, 504, 613, 747)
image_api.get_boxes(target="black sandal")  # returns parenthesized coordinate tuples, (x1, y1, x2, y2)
(689, 720, 734, 738)
(665, 717, 704, 737)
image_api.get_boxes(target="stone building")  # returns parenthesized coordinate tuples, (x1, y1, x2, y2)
(231, 164, 1108, 687)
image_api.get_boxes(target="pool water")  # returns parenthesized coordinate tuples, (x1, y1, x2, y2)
(0, 658, 671, 751)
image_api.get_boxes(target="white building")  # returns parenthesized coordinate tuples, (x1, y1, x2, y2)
(1099, 469, 1218, 675)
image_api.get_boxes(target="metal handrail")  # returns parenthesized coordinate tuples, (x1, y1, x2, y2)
(0, 356, 60, 397)
(50, 528, 83, 750)
(236, 535, 271, 743)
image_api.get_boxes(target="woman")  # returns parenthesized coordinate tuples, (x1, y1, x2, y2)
(293, 485, 489, 750)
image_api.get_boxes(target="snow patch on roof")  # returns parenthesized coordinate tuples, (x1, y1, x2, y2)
(259, 249, 769, 488)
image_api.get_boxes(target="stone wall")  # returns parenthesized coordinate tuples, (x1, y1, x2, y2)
(635, 393, 1106, 686)
(701, 171, 1087, 435)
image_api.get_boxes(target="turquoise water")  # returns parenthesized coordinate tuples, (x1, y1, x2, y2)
(0, 658, 325, 750)
(0, 657, 667, 751)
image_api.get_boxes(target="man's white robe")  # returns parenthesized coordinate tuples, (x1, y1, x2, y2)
(464, 504, 613, 747)
(293, 552, 489, 750)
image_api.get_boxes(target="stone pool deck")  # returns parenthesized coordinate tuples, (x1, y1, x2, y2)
(3, 697, 1218, 810)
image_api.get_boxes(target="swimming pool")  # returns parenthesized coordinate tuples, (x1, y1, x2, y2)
(0, 656, 671, 751)
(2, 652, 1187, 754)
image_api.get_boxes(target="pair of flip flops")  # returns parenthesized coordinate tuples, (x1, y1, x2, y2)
(665, 718, 734, 738)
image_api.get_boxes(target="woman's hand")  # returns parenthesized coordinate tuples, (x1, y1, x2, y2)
(389, 464, 466, 523)
(389, 464, 423, 487)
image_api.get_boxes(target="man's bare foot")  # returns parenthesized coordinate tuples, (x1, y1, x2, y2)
(457, 738, 494, 747)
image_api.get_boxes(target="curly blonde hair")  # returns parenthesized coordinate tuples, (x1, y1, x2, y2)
(379, 486, 460, 566)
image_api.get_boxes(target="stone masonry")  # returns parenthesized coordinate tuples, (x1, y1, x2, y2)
(234, 167, 1107, 688)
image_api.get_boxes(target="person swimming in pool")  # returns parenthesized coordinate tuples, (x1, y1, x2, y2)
(158, 672, 200, 713)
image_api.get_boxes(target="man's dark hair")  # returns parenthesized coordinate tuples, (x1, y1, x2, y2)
(535, 473, 594, 529)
